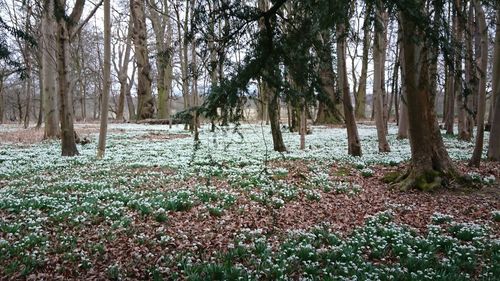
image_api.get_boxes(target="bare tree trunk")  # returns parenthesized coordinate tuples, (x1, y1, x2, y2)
(56, 15, 78, 156)
(397, 8, 457, 191)
(0, 75, 3, 124)
(356, 7, 371, 119)
(373, 1, 390, 152)
(338, 23, 362, 156)
(36, 73, 43, 128)
(126, 65, 136, 120)
(115, 18, 133, 121)
(299, 101, 306, 150)
(97, 0, 111, 159)
(488, 8, 500, 161)
(315, 31, 343, 124)
(469, 0, 487, 167)
(397, 27, 409, 139)
(131, 0, 154, 120)
(42, 0, 59, 139)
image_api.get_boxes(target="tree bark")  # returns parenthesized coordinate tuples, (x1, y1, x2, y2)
(55, 0, 87, 156)
(42, 0, 60, 139)
(373, 1, 390, 152)
(355, 7, 371, 119)
(97, 0, 111, 159)
(488, 8, 500, 161)
(131, 0, 154, 120)
(338, 23, 362, 157)
(468, 0, 487, 167)
(315, 31, 343, 124)
(115, 18, 133, 121)
(397, 8, 457, 191)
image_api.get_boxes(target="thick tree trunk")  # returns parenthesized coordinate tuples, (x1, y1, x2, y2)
(469, 0, 487, 167)
(397, 9, 457, 191)
(42, 0, 59, 139)
(373, 1, 390, 152)
(315, 32, 342, 124)
(131, 0, 154, 120)
(488, 9, 500, 161)
(338, 23, 362, 156)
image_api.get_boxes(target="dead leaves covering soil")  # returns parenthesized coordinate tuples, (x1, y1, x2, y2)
(10, 160, 500, 280)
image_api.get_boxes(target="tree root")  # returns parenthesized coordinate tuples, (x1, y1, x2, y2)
(390, 169, 446, 192)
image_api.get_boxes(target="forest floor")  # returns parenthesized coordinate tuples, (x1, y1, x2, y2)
(0, 122, 499, 280)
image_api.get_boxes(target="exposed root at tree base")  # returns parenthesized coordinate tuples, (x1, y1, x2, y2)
(392, 168, 452, 192)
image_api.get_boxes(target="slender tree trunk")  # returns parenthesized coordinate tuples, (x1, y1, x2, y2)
(131, 0, 154, 120)
(116, 20, 133, 121)
(0, 76, 3, 124)
(373, 1, 390, 152)
(338, 23, 362, 156)
(97, 0, 111, 159)
(469, 0, 487, 167)
(488, 8, 500, 161)
(398, 28, 409, 139)
(488, 9, 500, 133)
(36, 73, 43, 128)
(356, 7, 371, 119)
(42, 0, 59, 139)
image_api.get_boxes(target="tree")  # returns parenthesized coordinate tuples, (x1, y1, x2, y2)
(337, 22, 362, 157)
(41, 0, 59, 138)
(396, 1, 457, 191)
(97, 0, 111, 159)
(488, 6, 500, 161)
(131, 0, 154, 120)
(373, 0, 390, 152)
(468, 0, 487, 167)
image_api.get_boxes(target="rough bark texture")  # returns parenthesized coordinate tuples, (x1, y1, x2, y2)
(488, 9, 500, 161)
(337, 23, 362, 157)
(397, 8, 457, 191)
(42, 0, 60, 139)
(131, 0, 154, 120)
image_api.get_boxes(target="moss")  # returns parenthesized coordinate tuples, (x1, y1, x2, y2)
(382, 171, 402, 183)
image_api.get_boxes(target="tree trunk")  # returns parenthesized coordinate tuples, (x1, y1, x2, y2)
(397, 28, 409, 139)
(36, 73, 43, 128)
(355, 7, 371, 119)
(116, 19, 133, 121)
(56, 16, 79, 156)
(488, 8, 500, 161)
(373, 1, 390, 152)
(488, 9, 500, 133)
(0, 75, 3, 124)
(131, 0, 154, 120)
(469, 0, 487, 167)
(397, 9, 457, 191)
(315, 31, 343, 124)
(97, 0, 111, 159)
(338, 23, 362, 156)
(42, 0, 59, 139)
